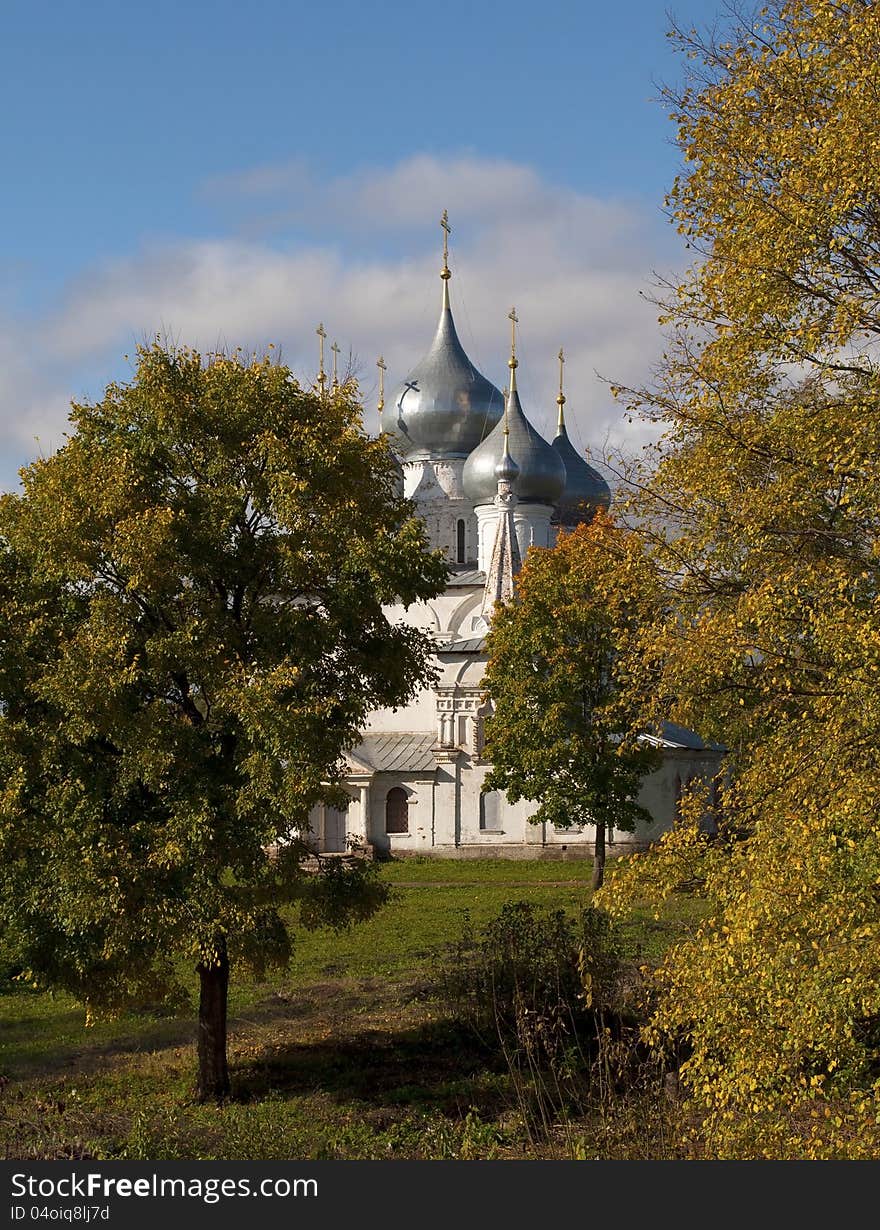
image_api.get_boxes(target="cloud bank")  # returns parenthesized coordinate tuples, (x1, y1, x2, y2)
(0, 154, 680, 490)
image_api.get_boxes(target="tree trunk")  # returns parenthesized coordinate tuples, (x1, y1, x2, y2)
(592, 819, 606, 891)
(196, 935, 231, 1101)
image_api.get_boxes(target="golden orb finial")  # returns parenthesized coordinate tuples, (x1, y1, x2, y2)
(440, 211, 453, 311)
(440, 209, 452, 281)
(507, 308, 519, 396)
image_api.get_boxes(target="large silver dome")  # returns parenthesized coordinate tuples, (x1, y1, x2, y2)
(551, 420, 611, 526)
(383, 287, 504, 460)
(463, 383, 566, 506)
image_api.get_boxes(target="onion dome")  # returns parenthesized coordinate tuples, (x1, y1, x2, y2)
(495, 426, 520, 486)
(383, 217, 504, 460)
(463, 312, 565, 507)
(550, 348, 611, 526)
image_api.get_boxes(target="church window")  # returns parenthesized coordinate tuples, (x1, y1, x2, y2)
(479, 790, 503, 832)
(456, 518, 466, 564)
(385, 787, 409, 834)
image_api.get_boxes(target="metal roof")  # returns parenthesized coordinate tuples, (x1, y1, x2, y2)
(348, 732, 438, 773)
(463, 384, 566, 507)
(383, 292, 503, 461)
(443, 636, 486, 653)
(551, 423, 612, 526)
(640, 721, 726, 753)
(447, 569, 485, 587)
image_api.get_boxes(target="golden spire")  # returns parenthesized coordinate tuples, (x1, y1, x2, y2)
(508, 306, 519, 393)
(440, 209, 452, 309)
(316, 322, 327, 397)
(557, 346, 566, 432)
(377, 355, 387, 425)
(331, 340, 340, 390)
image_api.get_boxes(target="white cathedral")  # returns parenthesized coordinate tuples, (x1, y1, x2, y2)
(309, 225, 721, 860)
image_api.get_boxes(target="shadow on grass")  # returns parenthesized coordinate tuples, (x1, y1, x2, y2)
(2, 978, 489, 1117)
(230, 1014, 506, 1121)
(1, 1006, 200, 1080)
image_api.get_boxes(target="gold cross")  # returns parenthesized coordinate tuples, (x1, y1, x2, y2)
(440, 209, 451, 279)
(316, 323, 327, 394)
(377, 355, 387, 415)
(331, 341, 341, 387)
(508, 307, 519, 368)
(558, 347, 566, 402)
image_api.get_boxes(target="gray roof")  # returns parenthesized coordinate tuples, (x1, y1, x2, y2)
(641, 721, 726, 753)
(447, 569, 485, 587)
(348, 732, 437, 773)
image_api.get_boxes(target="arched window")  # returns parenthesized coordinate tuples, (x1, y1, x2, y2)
(385, 787, 409, 834)
(456, 518, 466, 564)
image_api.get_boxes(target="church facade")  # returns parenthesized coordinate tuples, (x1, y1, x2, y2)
(309, 237, 722, 859)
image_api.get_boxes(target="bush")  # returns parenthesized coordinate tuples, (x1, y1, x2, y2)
(440, 903, 624, 1052)
(434, 902, 677, 1153)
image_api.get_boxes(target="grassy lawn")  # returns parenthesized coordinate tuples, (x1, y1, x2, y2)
(0, 856, 698, 1161)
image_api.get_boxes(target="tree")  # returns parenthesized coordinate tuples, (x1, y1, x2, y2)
(0, 342, 447, 1100)
(481, 512, 661, 891)
(600, 1, 880, 1157)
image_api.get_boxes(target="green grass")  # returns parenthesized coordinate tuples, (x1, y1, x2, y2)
(380, 856, 595, 883)
(286, 860, 594, 983)
(0, 856, 698, 1161)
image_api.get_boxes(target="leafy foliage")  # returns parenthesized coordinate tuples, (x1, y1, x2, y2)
(0, 344, 447, 1034)
(481, 513, 662, 886)
(601, 1, 880, 1157)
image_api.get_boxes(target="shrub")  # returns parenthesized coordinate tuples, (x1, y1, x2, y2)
(436, 902, 658, 1146)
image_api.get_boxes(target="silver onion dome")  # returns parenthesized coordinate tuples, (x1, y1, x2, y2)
(463, 382, 565, 506)
(551, 423, 611, 526)
(548, 352, 612, 526)
(495, 430, 520, 485)
(383, 285, 504, 461)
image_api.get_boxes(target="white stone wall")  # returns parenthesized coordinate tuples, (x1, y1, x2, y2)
(475, 501, 555, 572)
(404, 458, 477, 564)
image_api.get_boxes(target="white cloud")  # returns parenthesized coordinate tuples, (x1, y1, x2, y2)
(0, 153, 679, 491)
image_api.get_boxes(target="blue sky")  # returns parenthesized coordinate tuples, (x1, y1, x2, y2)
(1, 0, 723, 488)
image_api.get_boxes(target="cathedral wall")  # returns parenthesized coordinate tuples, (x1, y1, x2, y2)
(404, 458, 478, 563)
(475, 502, 555, 572)
(636, 749, 722, 838)
(363, 689, 436, 734)
(381, 585, 485, 644)
(331, 744, 723, 859)
(513, 504, 554, 558)
(366, 771, 437, 856)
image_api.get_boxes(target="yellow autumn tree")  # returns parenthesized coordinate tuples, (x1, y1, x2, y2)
(599, 1, 880, 1158)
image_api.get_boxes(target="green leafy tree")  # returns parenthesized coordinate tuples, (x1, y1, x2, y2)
(481, 512, 661, 890)
(601, 0, 880, 1157)
(0, 342, 447, 1100)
